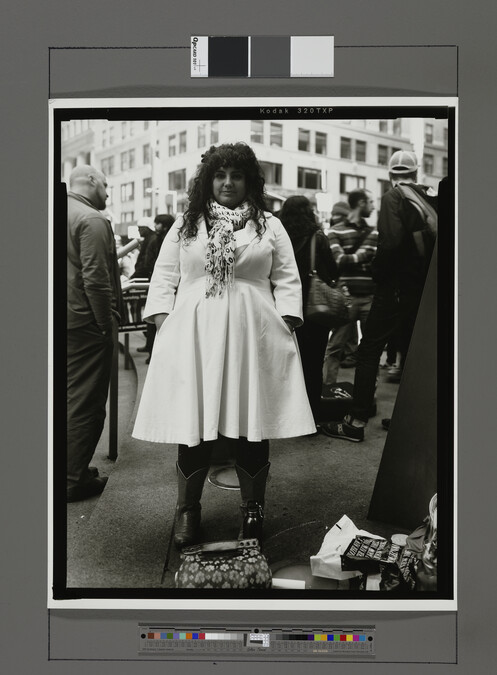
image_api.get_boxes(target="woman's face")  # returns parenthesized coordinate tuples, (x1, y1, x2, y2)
(212, 166, 247, 209)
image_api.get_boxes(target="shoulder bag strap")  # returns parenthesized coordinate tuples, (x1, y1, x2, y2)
(309, 232, 317, 272)
(396, 184, 438, 236)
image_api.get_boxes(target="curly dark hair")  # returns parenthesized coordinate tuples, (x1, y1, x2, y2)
(278, 195, 319, 239)
(180, 143, 267, 240)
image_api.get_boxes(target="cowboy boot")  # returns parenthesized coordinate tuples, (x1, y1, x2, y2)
(235, 462, 270, 542)
(174, 463, 209, 549)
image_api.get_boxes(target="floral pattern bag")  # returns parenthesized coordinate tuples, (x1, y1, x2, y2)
(175, 539, 272, 589)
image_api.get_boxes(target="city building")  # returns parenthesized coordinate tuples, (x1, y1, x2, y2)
(61, 115, 449, 234)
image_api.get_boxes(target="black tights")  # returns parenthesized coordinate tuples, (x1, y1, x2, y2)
(177, 437, 269, 478)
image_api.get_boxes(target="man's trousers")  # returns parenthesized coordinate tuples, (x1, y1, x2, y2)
(350, 284, 423, 422)
(67, 322, 114, 488)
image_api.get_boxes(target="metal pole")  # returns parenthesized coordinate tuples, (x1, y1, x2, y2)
(108, 321, 119, 461)
(124, 332, 131, 370)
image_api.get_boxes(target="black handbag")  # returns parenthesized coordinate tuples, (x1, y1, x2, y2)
(305, 233, 351, 329)
(175, 539, 272, 589)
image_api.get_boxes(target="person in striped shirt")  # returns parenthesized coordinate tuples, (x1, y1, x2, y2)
(322, 189, 378, 388)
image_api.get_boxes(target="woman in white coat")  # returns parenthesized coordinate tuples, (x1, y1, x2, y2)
(133, 143, 315, 548)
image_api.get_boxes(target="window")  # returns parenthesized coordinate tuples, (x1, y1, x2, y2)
(443, 127, 448, 146)
(443, 156, 449, 175)
(121, 122, 127, 139)
(297, 167, 321, 190)
(168, 169, 186, 191)
(179, 131, 187, 153)
(315, 132, 327, 155)
(121, 149, 135, 171)
(121, 151, 128, 172)
(355, 140, 366, 162)
(143, 177, 152, 197)
(120, 182, 135, 202)
(298, 128, 310, 151)
(210, 121, 219, 144)
(142, 208, 152, 217)
(423, 154, 434, 174)
(129, 121, 134, 136)
(144, 121, 149, 131)
(121, 211, 134, 223)
(379, 120, 388, 133)
(270, 123, 283, 147)
(109, 126, 114, 145)
(260, 161, 282, 186)
(102, 130, 107, 148)
(340, 137, 352, 159)
(340, 173, 366, 193)
(425, 123, 434, 144)
(101, 156, 114, 176)
(251, 120, 264, 144)
(198, 124, 206, 148)
(168, 135, 176, 157)
(143, 144, 151, 164)
(378, 145, 389, 166)
(393, 119, 402, 136)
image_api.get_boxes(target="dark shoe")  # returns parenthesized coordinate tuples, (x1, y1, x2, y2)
(174, 464, 209, 549)
(137, 345, 149, 353)
(88, 466, 99, 478)
(67, 476, 108, 503)
(382, 418, 391, 430)
(387, 366, 402, 383)
(235, 463, 270, 542)
(320, 420, 364, 442)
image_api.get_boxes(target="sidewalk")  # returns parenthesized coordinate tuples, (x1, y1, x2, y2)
(66, 332, 404, 589)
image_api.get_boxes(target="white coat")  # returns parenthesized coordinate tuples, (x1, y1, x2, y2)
(132, 213, 316, 447)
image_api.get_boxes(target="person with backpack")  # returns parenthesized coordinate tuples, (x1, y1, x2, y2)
(321, 150, 437, 442)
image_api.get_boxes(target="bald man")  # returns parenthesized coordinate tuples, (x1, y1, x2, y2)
(66, 165, 123, 502)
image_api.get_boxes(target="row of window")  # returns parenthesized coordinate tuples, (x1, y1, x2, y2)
(100, 121, 219, 174)
(169, 122, 220, 156)
(101, 121, 153, 147)
(101, 143, 154, 176)
(117, 151, 449, 205)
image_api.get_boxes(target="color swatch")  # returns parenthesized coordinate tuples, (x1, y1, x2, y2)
(191, 36, 334, 78)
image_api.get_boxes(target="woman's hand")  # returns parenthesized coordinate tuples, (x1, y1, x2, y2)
(154, 313, 169, 331)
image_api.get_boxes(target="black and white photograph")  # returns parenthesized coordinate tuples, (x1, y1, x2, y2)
(49, 98, 456, 608)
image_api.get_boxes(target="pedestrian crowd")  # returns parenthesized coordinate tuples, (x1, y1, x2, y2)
(65, 143, 439, 553)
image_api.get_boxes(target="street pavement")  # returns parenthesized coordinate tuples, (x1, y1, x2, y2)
(66, 331, 406, 589)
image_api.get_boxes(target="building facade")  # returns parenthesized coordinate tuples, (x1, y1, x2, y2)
(61, 116, 449, 234)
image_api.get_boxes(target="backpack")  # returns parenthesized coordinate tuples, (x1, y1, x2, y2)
(396, 184, 438, 259)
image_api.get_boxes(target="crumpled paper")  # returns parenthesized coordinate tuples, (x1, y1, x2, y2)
(310, 514, 385, 580)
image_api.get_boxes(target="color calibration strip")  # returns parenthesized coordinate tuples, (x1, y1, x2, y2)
(191, 36, 334, 78)
(145, 632, 368, 641)
(139, 627, 375, 656)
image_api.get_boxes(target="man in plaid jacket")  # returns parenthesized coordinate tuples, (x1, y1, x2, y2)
(322, 188, 378, 388)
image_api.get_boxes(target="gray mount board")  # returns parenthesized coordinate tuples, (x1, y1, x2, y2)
(2, 0, 496, 673)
